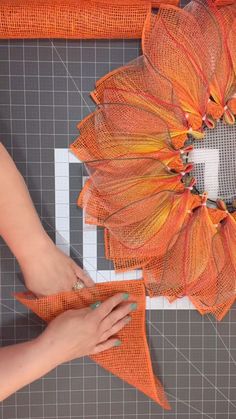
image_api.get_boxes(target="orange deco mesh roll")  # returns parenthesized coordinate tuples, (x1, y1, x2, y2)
(15, 280, 170, 410)
(0, 0, 179, 39)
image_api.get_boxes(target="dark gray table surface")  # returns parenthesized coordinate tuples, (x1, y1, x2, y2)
(0, 2, 236, 418)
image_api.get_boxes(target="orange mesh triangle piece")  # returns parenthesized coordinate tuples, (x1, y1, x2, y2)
(0, 0, 179, 40)
(15, 279, 170, 410)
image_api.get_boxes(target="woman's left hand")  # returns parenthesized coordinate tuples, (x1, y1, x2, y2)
(20, 238, 94, 297)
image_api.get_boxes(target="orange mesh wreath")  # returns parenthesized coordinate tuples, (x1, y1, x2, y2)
(0, 0, 179, 40)
(71, 0, 236, 320)
(15, 279, 170, 410)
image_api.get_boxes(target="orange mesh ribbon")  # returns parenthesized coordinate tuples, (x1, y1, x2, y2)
(0, 0, 179, 39)
(15, 279, 170, 409)
(213, 0, 236, 5)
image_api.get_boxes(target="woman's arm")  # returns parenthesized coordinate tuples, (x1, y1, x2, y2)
(0, 336, 59, 402)
(0, 143, 93, 295)
(0, 143, 49, 264)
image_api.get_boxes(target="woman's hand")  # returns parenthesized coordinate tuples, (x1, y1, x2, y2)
(37, 292, 137, 364)
(0, 293, 137, 401)
(20, 237, 94, 297)
(0, 144, 94, 296)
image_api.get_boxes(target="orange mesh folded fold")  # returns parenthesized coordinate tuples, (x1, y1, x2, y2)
(0, 0, 179, 39)
(15, 279, 170, 409)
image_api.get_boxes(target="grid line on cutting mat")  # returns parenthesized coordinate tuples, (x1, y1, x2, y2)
(0, 1, 236, 417)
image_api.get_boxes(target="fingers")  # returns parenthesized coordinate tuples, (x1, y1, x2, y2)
(73, 263, 94, 287)
(99, 315, 131, 343)
(100, 301, 136, 334)
(93, 292, 131, 321)
(91, 338, 122, 355)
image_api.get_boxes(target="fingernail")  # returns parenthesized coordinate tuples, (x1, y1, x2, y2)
(91, 301, 101, 310)
(130, 303, 137, 311)
(114, 340, 122, 347)
(123, 293, 129, 300)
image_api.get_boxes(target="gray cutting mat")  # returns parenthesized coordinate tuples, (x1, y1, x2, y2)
(1, 4, 236, 419)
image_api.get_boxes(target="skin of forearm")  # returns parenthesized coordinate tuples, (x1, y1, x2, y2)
(0, 336, 59, 402)
(0, 143, 51, 264)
